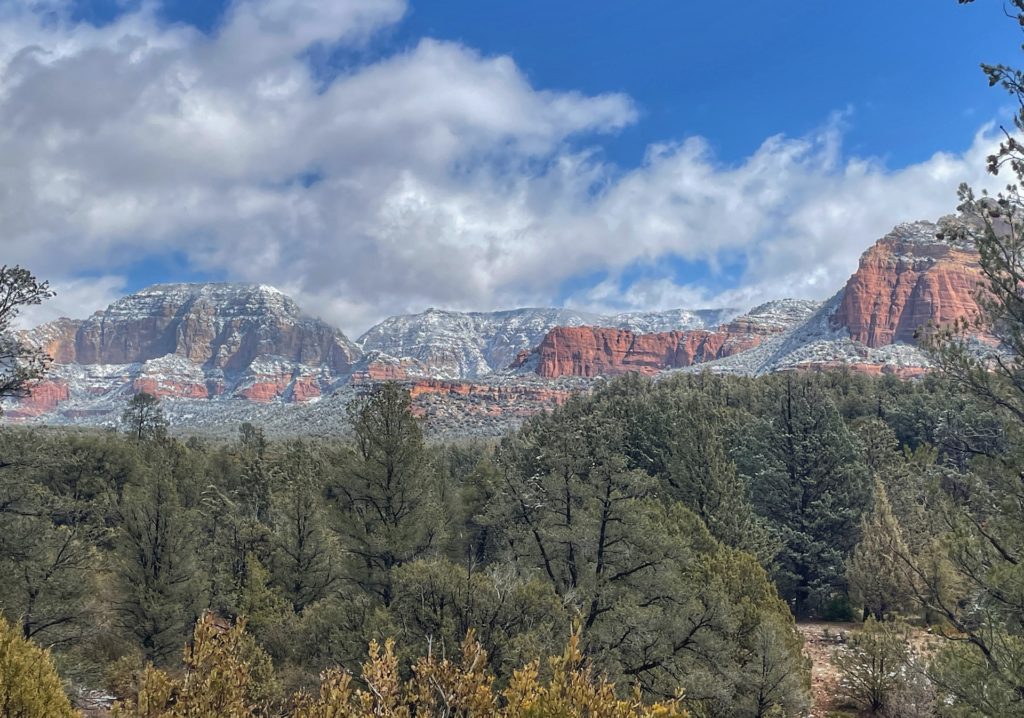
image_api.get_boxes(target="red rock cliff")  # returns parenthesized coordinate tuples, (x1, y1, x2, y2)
(515, 300, 818, 379)
(833, 221, 984, 347)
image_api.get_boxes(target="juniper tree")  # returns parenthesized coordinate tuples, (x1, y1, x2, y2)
(0, 615, 77, 718)
(847, 479, 913, 621)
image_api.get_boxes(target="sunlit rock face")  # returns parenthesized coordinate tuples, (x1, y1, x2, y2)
(833, 221, 984, 347)
(519, 300, 818, 378)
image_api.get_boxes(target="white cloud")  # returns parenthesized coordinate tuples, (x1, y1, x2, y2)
(13, 274, 127, 329)
(0, 1, 1005, 336)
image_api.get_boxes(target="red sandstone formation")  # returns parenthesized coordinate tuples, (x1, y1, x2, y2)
(519, 323, 773, 379)
(833, 222, 985, 347)
(25, 284, 359, 374)
(349, 355, 424, 383)
(133, 377, 211, 400)
(232, 371, 326, 403)
(234, 376, 293, 402)
(290, 376, 323, 402)
(8, 380, 71, 417)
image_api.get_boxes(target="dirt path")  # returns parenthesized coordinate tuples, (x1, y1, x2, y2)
(798, 621, 859, 717)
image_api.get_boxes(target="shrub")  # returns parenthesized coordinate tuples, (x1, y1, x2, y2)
(0, 615, 78, 718)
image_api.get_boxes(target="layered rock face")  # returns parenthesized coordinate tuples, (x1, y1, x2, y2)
(32, 284, 359, 372)
(833, 221, 984, 347)
(7, 379, 71, 418)
(17, 284, 360, 409)
(357, 306, 738, 379)
(3, 216, 998, 435)
(519, 300, 819, 378)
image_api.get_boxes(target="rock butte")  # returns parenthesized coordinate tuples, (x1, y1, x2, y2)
(518, 320, 780, 379)
(833, 221, 985, 347)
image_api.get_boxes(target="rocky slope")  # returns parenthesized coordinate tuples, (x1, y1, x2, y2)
(11, 284, 360, 416)
(2, 216, 995, 436)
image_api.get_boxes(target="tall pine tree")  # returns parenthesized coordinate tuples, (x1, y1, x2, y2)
(741, 374, 871, 617)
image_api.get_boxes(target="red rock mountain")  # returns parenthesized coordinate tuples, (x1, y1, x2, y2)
(12, 284, 360, 415)
(832, 220, 984, 347)
(32, 283, 358, 371)
(517, 300, 820, 378)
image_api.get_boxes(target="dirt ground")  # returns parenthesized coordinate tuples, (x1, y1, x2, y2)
(798, 621, 939, 718)
(798, 622, 861, 717)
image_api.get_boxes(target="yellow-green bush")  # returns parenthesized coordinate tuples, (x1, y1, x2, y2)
(0, 615, 78, 718)
(115, 615, 689, 718)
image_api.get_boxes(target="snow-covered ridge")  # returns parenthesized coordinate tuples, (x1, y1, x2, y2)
(357, 305, 744, 379)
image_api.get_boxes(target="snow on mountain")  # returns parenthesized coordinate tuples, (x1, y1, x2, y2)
(356, 306, 741, 379)
(1, 215, 997, 435)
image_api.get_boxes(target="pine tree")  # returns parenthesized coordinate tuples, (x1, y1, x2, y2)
(269, 442, 338, 614)
(743, 374, 872, 617)
(492, 396, 810, 714)
(113, 467, 198, 663)
(665, 392, 777, 562)
(331, 383, 441, 606)
(121, 392, 168, 442)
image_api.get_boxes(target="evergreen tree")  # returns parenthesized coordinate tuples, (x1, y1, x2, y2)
(121, 392, 168, 442)
(378, 557, 567, 679)
(0, 516, 96, 643)
(847, 479, 913, 620)
(0, 265, 54, 403)
(493, 397, 810, 715)
(238, 423, 272, 525)
(0, 615, 77, 718)
(112, 467, 198, 663)
(269, 442, 338, 614)
(832, 617, 914, 716)
(665, 391, 777, 562)
(903, 3, 1024, 712)
(330, 383, 441, 606)
(741, 374, 871, 617)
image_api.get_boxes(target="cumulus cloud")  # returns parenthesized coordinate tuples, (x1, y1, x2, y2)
(0, 1, 1004, 335)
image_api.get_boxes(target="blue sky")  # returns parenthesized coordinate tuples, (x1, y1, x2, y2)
(72, 0, 1014, 168)
(5, 0, 1016, 332)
